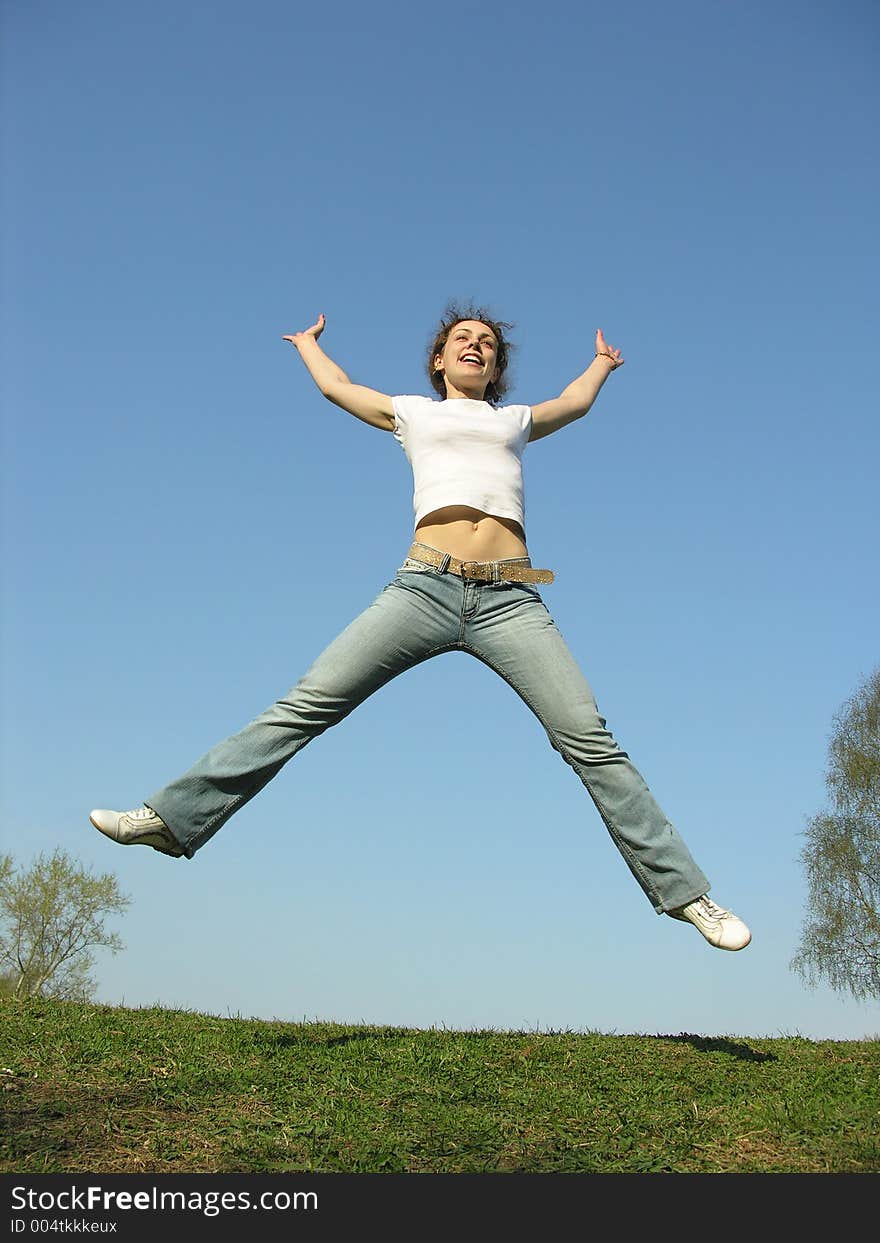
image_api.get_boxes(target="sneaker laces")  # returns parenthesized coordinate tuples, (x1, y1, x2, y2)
(696, 896, 731, 920)
(128, 807, 156, 821)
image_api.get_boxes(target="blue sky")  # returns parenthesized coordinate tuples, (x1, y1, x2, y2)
(2, 0, 878, 1039)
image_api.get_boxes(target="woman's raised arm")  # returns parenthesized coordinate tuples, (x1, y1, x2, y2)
(528, 328, 624, 442)
(283, 314, 395, 432)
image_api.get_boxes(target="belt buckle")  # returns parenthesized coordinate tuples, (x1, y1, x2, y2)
(460, 560, 482, 581)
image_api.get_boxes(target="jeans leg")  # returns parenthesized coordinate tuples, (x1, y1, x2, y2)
(146, 572, 455, 857)
(467, 585, 710, 912)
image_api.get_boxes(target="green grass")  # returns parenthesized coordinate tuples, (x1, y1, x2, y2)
(2, 998, 878, 1173)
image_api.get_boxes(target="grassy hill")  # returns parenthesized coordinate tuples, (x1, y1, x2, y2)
(2, 997, 877, 1173)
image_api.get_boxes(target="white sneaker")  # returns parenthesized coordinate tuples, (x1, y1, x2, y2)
(89, 807, 184, 858)
(668, 895, 751, 951)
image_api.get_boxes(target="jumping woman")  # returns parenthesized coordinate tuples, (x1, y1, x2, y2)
(90, 305, 750, 951)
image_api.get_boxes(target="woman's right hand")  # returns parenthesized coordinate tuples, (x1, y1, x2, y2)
(282, 313, 325, 347)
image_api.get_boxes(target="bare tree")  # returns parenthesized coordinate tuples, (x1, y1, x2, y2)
(0, 849, 130, 1000)
(791, 668, 880, 1001)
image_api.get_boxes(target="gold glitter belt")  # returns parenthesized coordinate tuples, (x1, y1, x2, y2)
(406, 542, 554, 584)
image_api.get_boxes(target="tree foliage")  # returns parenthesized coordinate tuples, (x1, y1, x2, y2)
(791, 667, 880, 1001)
(0, 849, 130, 1000)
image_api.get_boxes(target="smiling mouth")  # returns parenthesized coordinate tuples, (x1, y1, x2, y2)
(460, 354, 483, 366)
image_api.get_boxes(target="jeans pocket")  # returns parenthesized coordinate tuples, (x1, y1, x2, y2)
(493, 579, 543, 599)
(397, 557, 436, 574)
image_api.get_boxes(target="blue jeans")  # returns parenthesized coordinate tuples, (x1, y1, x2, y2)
(147, 545, 710, 912)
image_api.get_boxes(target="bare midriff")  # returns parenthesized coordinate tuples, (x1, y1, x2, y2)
(413, 506, 529, 562)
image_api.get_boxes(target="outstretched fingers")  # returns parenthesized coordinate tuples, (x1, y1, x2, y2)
(595, 327, 624, 368)
(283, 312, 326, 345)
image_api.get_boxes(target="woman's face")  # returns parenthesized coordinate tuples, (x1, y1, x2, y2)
(433, 321, 500, 398)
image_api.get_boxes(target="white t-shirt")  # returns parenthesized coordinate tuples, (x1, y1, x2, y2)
(391, 395, 532, 530)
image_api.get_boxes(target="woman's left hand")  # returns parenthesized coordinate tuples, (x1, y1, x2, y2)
(595, 328, 624, 369)
(282, 313, 326, 348)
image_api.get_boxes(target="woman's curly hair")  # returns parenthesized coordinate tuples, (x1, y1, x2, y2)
(426, 302, 515, 405)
